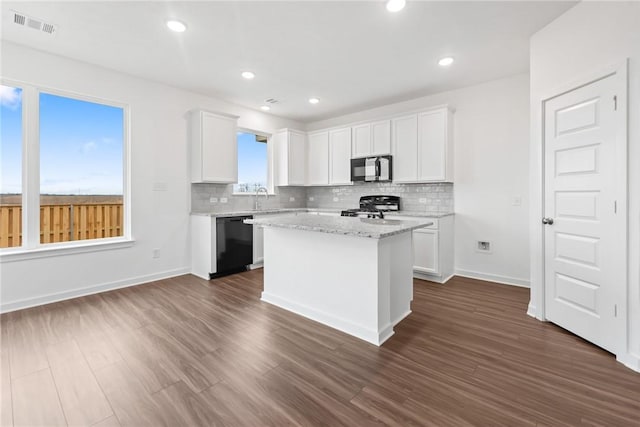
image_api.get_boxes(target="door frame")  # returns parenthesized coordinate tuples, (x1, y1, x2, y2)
(531, 60, 628, 358)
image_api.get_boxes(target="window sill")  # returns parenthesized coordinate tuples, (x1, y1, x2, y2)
(0, 238, 135, 263)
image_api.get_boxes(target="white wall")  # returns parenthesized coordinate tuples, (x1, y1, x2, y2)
(0, 41, 303, 312)
(529, 2, 640, 370)
(308, 73, 531, 287)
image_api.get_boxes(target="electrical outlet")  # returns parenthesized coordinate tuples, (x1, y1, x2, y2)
(289, 197, 295, 202)
(512, 196, 522, 206)
(152, 248, 160, 259)
(477, 241, 492, 253)
(209, 197, 218, 204)
(220, 197, 228, 203)
(308, 196, 315, 202)
(419, 198, 427, 204)
(333, 197, 339, 202)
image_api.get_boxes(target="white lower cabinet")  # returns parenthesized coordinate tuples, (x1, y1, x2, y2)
(386, 214, 454, 283)
(413, 228, 439, 274)
(191, 215, 216, 280)
(253, 221, 264, 266)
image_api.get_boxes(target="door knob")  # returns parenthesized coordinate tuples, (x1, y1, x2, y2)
(542, 217, 554, 225)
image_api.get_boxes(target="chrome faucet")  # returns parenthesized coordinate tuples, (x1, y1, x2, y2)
(254, 187, 269, 210)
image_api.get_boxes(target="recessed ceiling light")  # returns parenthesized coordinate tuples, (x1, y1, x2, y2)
(438, 57, 454, 67)
(241, 71, 255, 80)
(309, 97, 320, 105)
(386, 0, 406, 12)
(166, 20, 187, 33)
(260, 105, 270, 111)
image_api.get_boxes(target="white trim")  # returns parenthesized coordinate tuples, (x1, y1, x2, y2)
(454, 269, 530, 288)
(0, 267, 190, 313)
(0, 238, 135, 262)
(261, 291, 395, 346)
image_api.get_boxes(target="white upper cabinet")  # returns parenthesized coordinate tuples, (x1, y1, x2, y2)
(190, 110, 238, 183)
(352, 124, 371, 158)
(329, 127, 352, 185)
(371, 120, 392, 155)
(392, 106, 453, 183)
(392, 114, 419, 183)
(274, 129, 306, 186)
(351, 120, 391, 158)
(307, 131, 330, 186)
(418, 109, 452, 182)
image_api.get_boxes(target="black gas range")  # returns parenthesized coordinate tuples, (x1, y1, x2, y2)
(340, 195, 400, 219)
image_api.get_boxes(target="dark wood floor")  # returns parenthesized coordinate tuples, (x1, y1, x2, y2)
(1, 270, 639, 426)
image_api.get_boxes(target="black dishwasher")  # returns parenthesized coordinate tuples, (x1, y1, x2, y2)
(213, 216, 253, 279)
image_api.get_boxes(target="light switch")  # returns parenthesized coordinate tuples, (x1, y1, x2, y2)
(209, 197, 218, 204)
(220, 197, 228, 203)
(512, 196, 522, 206)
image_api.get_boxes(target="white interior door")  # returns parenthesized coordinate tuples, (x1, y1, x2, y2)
(543, 74, 624, 354)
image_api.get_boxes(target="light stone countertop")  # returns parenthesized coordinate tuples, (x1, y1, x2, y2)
(191, 208, 453, 218)
(244, 213, 433, 239)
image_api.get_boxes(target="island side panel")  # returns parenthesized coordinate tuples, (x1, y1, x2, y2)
(261, 226, 384, 344)
(387, 232, 414, 325)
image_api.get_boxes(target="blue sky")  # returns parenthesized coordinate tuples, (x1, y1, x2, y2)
(1, 85, 124, 195)
(236, 132, 267, 189)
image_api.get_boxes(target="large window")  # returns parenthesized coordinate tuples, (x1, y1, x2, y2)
(233, 131, 268, 194)
(0, 82, 127, 251)
(0, 85, 23, 248)
(39, 93, 124, 243)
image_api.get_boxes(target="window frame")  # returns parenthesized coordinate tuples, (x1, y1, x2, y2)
(232, 127, 275, 196)
(0, 78, 132, 260)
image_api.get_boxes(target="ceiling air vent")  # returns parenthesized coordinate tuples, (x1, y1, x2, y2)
(11, 10, 57, 36)
(13, 12, 26, 25)
(264, 98, 279, 104)
(42, 23, 56, 34)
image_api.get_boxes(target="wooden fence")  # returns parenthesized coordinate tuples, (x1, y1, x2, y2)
(0, 203, 123, 248)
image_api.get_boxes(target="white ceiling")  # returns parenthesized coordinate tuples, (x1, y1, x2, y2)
(1, 1, 576, 122)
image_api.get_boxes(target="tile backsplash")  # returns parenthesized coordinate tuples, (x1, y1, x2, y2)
(191, 184, 306, 213)
(192, 182, 453, 214)
(306, 182, 453, 213)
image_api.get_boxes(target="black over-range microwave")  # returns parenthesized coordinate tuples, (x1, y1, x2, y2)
(350, 155, 392, 182)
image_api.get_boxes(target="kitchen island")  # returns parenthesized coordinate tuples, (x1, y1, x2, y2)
(246, 213, 433, 345)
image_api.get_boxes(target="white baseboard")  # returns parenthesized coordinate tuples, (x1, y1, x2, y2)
(1, 267, 191, 313)
(390, 309, 412, 327)
(249, 262, 264, 270)
(527, 302, 537, 318)
(454, 269, 530, 288)
(617, 352, 640, 373)
(261, 291, 390, 346)
(413, 271, 454, 284)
